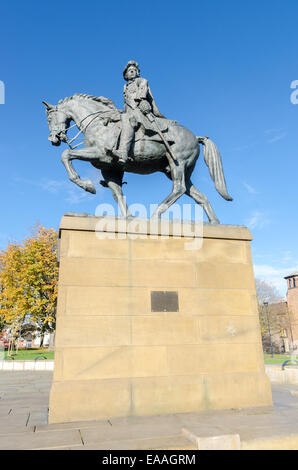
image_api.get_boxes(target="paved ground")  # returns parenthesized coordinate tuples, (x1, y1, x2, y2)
(1, 371, 298, 449)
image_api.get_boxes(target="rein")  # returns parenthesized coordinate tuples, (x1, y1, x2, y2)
(49, 107, 114, 150)
(64, 111, 103, 150)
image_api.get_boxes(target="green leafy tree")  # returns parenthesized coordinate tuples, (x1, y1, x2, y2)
(0, 225, 58, 346)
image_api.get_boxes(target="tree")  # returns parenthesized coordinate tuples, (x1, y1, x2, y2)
(0, 314, 6, 334)
(255, 278, 282, 305)
(0, 243, 24, 325)
(0, 225, 58, 346)
(255, 278, 292, 352)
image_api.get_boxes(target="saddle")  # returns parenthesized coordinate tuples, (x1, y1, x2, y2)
(104, 114, 177, 152)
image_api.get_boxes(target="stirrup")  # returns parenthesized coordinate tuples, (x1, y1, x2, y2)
(111, 149, 128, 162)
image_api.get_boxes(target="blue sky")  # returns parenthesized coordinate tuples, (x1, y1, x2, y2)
(1, 0, 298, 297)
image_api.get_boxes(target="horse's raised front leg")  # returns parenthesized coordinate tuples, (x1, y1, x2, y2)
(61, 147, 100, 194)
(101, 169, 131, 217)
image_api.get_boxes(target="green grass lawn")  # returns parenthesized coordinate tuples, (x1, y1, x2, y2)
(3, 348, 54, 360)
(2, 350, 297, 364)
(264, 353, 298, 364)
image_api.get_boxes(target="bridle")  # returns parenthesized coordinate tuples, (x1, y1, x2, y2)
(48, 107, 110, 150)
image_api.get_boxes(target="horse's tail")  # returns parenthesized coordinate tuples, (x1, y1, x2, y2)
(197, 136, 233, 201)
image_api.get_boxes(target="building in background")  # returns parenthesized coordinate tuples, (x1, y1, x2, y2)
(284, 272, 298, 348)
(0, 326, 50, 349)
(260, 273, 298, 353)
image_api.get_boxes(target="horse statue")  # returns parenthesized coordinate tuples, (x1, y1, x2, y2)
(43, 93, 232, 223)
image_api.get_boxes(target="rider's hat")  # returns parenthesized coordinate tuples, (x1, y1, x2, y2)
(123, 60, 140, 80)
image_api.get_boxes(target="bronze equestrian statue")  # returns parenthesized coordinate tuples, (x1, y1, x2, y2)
(43, 60, 232, 222)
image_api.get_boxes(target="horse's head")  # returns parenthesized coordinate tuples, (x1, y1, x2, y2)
(42, 101, 70, 146)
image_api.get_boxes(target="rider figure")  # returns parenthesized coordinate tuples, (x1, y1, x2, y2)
(112, 60, 165, 164)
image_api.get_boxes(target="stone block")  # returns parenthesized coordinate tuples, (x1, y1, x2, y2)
(166, 343, 262, 375)
(204, 372, 273, 410)
(0, 429, 82, 450)
(67, 230, 129, 259)
(195, 262, 255, 290)
(24, 361, 36, 371)
(131, 376, 206, 416)
(13, 362, 24, 371)
(131, 259, 197, 288)
(182, 428, 241, 450)
(53, 346, 168, 381)
(55, 316, 131, 348)
(178, 288, 258, 316)
(59, 258, 130, 287)
(63, 286, 138, 317)
(35, 361, 46, 371)
(129, 237, 246, 264)
(49, 379, 132, 423)
(197, 315, 262, 344)
(131, 315, 199, 345)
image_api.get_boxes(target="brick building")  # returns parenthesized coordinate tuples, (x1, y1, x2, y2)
(284, 271, 298, 348)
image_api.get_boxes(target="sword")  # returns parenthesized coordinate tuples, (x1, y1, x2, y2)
(146, 112, 177, 162)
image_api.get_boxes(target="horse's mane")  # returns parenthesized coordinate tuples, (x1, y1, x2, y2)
(58, 93, 117, 110)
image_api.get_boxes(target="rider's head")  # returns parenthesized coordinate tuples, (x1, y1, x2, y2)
(123, 60, 140, 81)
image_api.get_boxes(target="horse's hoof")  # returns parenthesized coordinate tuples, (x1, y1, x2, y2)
(209, 219, 220, 225)
(84, 179, 96, 194)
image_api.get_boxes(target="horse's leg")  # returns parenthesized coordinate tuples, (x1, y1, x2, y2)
(101, 169, 131, 217)
(151, 158, 186, 218)
(61, 147, 100, 194)
(185, 175, 220, 224)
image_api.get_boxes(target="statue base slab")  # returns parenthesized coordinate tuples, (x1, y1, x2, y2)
(49, 216, 272, 424)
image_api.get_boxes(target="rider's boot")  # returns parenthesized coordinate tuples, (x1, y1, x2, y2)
(112, 149, 130, 164)
(111, 117, 134, 163)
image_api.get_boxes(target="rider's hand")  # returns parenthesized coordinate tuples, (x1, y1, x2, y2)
(139, 100, 151, 115)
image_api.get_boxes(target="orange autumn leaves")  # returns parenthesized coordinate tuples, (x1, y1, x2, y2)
(0, 225, 58, 330)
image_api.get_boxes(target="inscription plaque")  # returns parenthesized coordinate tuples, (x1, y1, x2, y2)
(151, 291, 179, 312)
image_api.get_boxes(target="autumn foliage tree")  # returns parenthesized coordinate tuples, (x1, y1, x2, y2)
(0, 225, 58, 346)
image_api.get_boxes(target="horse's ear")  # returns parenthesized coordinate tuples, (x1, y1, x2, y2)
(42, 101, 54, 111)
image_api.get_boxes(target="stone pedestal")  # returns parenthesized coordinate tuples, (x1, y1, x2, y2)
(49, 216, 272, 424)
